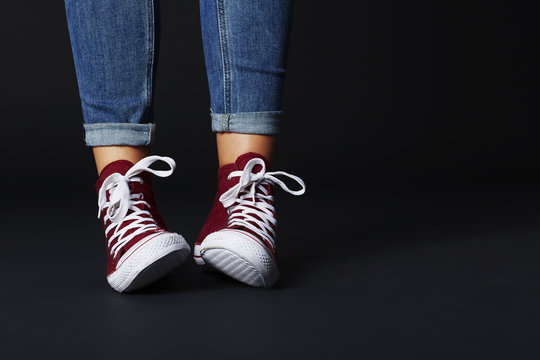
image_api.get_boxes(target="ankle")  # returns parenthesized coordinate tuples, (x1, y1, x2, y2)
(216, 133, 274, 166)
(93, 146, 150, 175)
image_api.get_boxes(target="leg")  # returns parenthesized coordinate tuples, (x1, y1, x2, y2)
(200, 0, 295, 165)
(93, 146, 149, 175)
(195, 0, 305, 287)
(65, 0, 159, 173)
(64, 0, 190, 292)
(216, 133, 275, 165)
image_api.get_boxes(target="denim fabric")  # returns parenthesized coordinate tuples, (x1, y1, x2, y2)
(200, 0, 295, 135)
(64, 0, 294, 146)
(85, 123, 155, 146)
(65, 0, 158, 146)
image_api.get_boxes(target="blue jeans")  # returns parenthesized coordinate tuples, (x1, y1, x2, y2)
(64, 0, 295, 146)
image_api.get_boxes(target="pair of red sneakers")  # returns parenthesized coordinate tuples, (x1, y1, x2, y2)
(96, 152, 305, 292)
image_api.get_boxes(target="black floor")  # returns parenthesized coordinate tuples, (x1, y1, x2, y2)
(1, 186, 539, 359)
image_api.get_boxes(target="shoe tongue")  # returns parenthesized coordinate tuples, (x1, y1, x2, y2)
(95, 160, 134, 191)
(235, 152, 271, 171)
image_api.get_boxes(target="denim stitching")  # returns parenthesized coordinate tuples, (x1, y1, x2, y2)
(216, 0, 231, 115)
(209, 111, 281, 135)
(145, 124, 150, 145)
(144, 0, 155, 122)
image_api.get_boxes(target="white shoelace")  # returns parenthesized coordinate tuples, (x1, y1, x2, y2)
(97, 156, 176, 259)
(219, 158, 306, 249)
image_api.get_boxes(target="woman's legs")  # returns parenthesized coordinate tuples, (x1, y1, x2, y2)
(65, 0, 301, 290)
(66, 0, 294, 174)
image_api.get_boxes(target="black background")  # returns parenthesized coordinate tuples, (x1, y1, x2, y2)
(1, 1, 539, 359)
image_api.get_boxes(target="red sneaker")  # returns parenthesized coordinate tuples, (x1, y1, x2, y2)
(96, 155, 190, 292)
(194, 153, 306, 287)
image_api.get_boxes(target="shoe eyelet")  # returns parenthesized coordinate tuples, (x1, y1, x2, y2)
(139, 193, 144, 199)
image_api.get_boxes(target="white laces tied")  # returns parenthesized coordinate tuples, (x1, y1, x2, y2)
(219, 158, 306, 248)
(97, 155, 176, 258)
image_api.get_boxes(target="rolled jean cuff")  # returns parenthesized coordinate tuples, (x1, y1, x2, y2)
(211, 111, 281, 135)
(83, 123, 155, 147)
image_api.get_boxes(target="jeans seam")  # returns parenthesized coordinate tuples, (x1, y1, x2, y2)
(144, 0, 155, 122)
(216, 0, 231, 120)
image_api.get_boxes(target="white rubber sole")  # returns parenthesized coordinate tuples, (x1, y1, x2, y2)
(107, 232, 190, 293)
(194, 229, 279, 288)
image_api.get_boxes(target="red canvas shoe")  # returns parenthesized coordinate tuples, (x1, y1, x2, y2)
(194, 153, 306, 287)
(96, 155, 190, 292)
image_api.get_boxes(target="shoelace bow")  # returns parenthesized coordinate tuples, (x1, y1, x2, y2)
(97, 156, 176, 259)
(219, 158, 306, 248)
